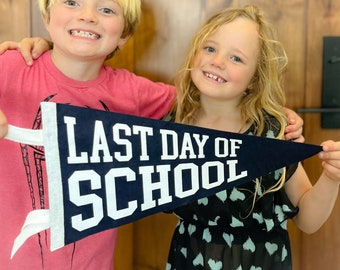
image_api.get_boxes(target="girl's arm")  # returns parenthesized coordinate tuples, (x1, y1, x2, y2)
(285, 140, 340, 233)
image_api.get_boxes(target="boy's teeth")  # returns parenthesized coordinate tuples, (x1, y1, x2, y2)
(70, 30, 99, 39)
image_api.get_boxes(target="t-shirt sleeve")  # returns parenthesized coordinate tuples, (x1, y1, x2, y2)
(126, 71, 176, 119)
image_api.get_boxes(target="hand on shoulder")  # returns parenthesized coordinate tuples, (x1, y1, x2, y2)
(0, 37, 50, 66)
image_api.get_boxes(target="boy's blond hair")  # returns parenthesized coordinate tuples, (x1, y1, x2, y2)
(38, 0, 141, 38)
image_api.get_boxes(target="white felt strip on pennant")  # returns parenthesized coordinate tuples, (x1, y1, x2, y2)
(11, 209, 50, 259)
(5, 125, 44, 146)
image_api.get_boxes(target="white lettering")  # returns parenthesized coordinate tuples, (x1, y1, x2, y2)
(160, 129, 178, 160)
(174, 163, 199, 198)
(65, 116, 88, 164)
(90, 121, 113, 163)
(69, 170, 104, 231)
(229, 139, 242, 157)
(179, 133, 196, 159)
(201, 161, 224, 189)
(227, 160, 247, 182)
(193, 134, 209, 158)
(133, 125, 153, 161)
(105, 168, 138, 219)
(140, 165, 172, 211)
(112, 123, 132, 162)
(214, 137, 242, 158)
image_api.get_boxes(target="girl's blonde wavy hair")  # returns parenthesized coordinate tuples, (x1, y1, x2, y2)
(38, 0, 141, 58)
(174, 5, 288, 196)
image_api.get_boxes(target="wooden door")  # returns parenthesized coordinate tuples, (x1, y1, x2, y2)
(299, 0, 340, 269)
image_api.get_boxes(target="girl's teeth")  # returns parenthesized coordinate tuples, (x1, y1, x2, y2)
(205, 72, 226, 83)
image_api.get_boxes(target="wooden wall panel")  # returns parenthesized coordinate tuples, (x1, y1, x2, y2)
(114, 224, 134, 270)
(0, 0, 30, 42)
(30, 0, 50, 39)
(105, 37, 135, 71)
(133, 0, 208, 83)
(2, 1, 339, 270)
(301, 0, 340, 269)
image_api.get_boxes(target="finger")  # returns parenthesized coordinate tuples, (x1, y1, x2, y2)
(0, 109, 8, 139)
(319, 152, 340, 162)
(319, 142, 340, 162)
(291, 135, 305, 143)
(282, 108, 304, 129)
(18, 38, 35, 66)
(0, 41, 20, 55)
(289, 115, 304, 129)
(320, 140, 339, 152)
(324, 159, 340, 169)
(284, 118, 304, 142)
(31, 38, 51, 59)
(322, 161, 340, 181)
(284, 129, 304, 142)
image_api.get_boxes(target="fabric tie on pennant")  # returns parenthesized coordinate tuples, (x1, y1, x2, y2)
(11, 210, 50, 259)
(5, 126, 51, 258)
(5, 102, 322, 257)
(6, 125, 44, 146)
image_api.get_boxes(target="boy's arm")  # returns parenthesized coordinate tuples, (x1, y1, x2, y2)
(284, 108, 304, 143)
(0, 37, 51, 66)
(0, 38, 305, 143)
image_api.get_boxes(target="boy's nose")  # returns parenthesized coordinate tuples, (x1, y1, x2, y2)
(78, 7, 98, 23)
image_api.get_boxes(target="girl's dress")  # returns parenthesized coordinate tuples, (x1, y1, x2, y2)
(166, 115, 299, 270)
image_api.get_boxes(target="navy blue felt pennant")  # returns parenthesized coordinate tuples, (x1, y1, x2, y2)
(9, 102, 321, 256)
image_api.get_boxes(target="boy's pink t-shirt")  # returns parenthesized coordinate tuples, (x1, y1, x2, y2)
(0, 50, 175, 269)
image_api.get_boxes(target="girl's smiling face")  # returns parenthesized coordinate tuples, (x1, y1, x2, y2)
(44, 0, 128, 61)
(191, 17, 260, 103)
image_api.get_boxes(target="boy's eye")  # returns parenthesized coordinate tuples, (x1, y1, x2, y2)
(100, 8, 114, 14)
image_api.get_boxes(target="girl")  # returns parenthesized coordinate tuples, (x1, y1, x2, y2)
(166, 5, 340, 270)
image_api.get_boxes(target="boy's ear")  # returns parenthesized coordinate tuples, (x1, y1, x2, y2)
(41, 12, 50, 30)
(118, 34, 131, 48)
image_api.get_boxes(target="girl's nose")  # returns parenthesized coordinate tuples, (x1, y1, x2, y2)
(211, 54, 226, 69)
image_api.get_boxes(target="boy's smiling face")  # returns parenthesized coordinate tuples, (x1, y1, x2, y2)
(44, 0, 129, 61)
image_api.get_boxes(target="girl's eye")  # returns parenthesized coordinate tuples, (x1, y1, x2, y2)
(65, 0, 77, 7)
(204, 46, 216, 53)
(231, 56, 242, 63)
